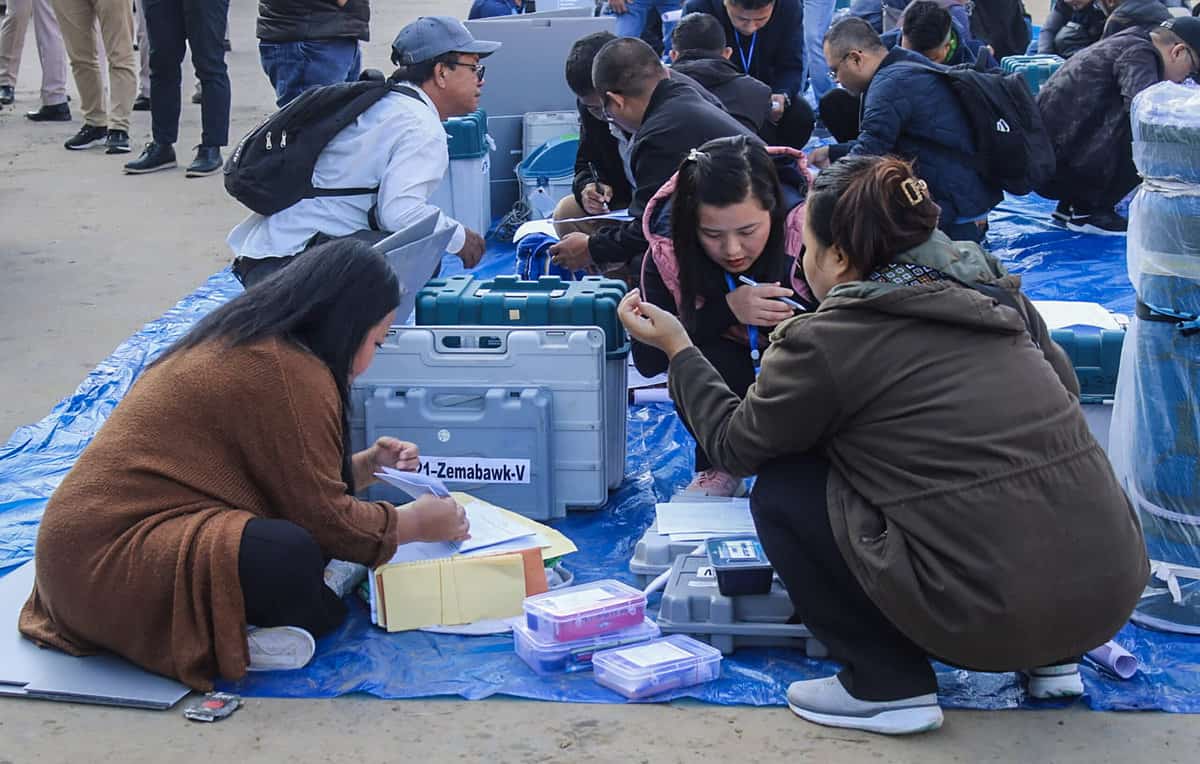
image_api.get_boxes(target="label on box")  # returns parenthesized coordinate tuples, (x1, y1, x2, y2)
(719, 540, 759, 561)
(537, 588, 620, 615)
(619, 641, 693, 668)
(416, 457, 531, 484)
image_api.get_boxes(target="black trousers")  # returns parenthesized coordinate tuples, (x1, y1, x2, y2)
(238, 518, 347, 636)
(760, 98, 817, 152)
(145, 0, 230, 146)
(681, 337, 757, 472)
(750, 452, 939, 701)
(1056, 159, 1143, 214)
(818, 89, 861, 144)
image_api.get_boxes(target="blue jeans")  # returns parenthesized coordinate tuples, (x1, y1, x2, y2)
(611, 0, 681, 57)
(805, 0, 837, 103)
(259, 38, 362, 108)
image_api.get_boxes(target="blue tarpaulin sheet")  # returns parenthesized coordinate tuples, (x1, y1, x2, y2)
(3, 194, 1197, 711)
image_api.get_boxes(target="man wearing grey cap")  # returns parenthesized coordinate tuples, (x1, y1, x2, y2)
(228, 16, 500, 288)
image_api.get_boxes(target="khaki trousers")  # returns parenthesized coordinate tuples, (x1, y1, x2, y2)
(0, 0, 69, 105)
(50, 0, 134, 130)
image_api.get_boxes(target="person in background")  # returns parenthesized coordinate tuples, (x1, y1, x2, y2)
(805, 0, 837, 106)
(619, 153, 1147, 736)
(608, 0, 683, 57)
(52, 0, 135, 154)
(1102, 0, 1172, 37)
(123, 0, 231, 177)
(810, 17, 1001, 243)
(635, 137, 808, 496)
(555, 31, 635, 240)
(1037, 18, 1200, 234)
(547, 37, 757, 278)
(256, 0, 370, 109)
(132, 0, 149, 110)
(669, 12, 790, 139)
(682, 0, 814, 150)
(19, 241, 471, 690)
(968, 0, 1031, 60)
(0, 0, 71, 120)
(1038, 0, 1108, 58)
(227, 16, 498, 288)
(882, 0, 999, 68)
(468, 0, 529, 19)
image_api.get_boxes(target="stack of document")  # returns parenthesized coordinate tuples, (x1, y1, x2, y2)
(654, 498, 756, 542)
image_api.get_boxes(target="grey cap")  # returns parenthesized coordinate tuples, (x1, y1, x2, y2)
(390, 16, 502, 66)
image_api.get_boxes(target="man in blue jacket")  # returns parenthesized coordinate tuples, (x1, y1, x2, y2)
(682, 0, 813, 146)
(809, 17, 1001, 243)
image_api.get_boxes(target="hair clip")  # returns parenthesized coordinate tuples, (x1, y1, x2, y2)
(687, 148, 708, 163)
(900, 177, 928, 207)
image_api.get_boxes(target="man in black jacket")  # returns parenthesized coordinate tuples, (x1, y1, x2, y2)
(1037, 19, 1200, 234)
(257, 0, 371, 108)
(1102, 0, 1171, 39)
(682, 0, 814, 146)
(669, 10, 814, 148)
(549, 37, 757, 274)
(555, 31, 635, 240)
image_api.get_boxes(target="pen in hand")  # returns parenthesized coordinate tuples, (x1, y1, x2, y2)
(587, 161, 611, 213)
(737, 274, 807, 311)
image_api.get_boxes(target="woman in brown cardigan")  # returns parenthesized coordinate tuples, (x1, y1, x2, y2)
(19, 240, 469, 690)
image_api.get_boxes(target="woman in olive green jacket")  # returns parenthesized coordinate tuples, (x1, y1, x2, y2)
(619, 155, 1146, 736)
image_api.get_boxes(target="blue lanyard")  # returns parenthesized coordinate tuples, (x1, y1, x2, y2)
(734, 30, 757, 74)
(725, 273, 760, 373)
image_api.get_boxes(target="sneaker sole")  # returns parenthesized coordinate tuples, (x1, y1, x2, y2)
(185, 166, 223, 178)
(1066, 222, 1125, 237)
(247, 626, 316, 672)
(65, 139, 107, 150)
(788, 700, 944, 735)
(1026, 673, 1084, 700)
(105, 146, 132, 155)
(124, 161, 177, 175)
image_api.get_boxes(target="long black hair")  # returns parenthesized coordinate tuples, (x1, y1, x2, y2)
(156, 239, 401, 493)
(670, 136, 787, 327)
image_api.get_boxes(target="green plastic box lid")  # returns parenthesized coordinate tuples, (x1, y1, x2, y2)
(443, 109, 488, 160)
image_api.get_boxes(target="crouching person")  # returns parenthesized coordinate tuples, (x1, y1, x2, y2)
(20, 241, 470, 690)
(619, 154, 1147, 735)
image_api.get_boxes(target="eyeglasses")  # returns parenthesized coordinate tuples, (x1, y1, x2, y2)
(600, 92, 617, 123)
(447, 59, 485, 83)
(828, 49, 860, 81)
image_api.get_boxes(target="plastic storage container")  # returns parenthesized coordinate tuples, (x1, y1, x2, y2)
(523, 579, 647, 642)
(592, 635, 722, 700)
(362, 385, 555, 520)
(1000, 54, 1064, 95)
(513, 617, 661, 674)
(417, 274, 630, 493)
(350, 326, 608, 516)
(1050, 327, 1125, 403)
(1131, 81, 1200, 184)
(428, 110, 492, 237)
(657, 553, 825, 657)
(629, 522, 704, 587)
(705, 536, 773, 597)
(517, 135, 579, 218)
(522, 110, 580, 159)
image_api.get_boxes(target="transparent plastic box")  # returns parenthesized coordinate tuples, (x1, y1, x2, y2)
(523, 579, 647, 642)
(592, 635, 723, 700)
(513, 617, 660, 674)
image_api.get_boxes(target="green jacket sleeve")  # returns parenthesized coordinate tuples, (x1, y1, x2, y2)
(666, 323, 841, 477)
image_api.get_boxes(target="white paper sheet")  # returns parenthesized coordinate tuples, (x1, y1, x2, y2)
(386, 501, 539, 564)
(1031, 300, 1123, 331)
(654, 498, 755, 538)
(374, 466, 450, 498)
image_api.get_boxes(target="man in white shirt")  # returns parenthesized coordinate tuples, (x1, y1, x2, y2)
(228, 16, 499, 288)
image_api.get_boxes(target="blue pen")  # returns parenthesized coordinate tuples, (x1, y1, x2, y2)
(737, 274, 807, 311)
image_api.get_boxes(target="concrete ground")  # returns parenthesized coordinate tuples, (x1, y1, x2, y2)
(3, 0, 1197, 761)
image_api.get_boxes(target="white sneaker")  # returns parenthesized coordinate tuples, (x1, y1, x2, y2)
(786, 676, 944, 736)
(681, 469, 744, 497)
(246, 626, 316, 672)
(1024, 663, 1084, 700)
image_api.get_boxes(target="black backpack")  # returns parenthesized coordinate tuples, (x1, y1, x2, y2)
(224, 78, 424, 216)
(927, 64, 1057, 196)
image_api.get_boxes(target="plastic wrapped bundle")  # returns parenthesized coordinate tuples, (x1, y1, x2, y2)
(1111, 80, 1200, 634)
(1131, 82, 1200, 184)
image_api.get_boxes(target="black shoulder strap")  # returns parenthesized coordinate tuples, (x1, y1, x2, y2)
(969, 280, 1041, 348)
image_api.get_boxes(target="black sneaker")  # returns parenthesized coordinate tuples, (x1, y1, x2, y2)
(185, 145, 223, 178)
(25, 102, 71, 122)
(105, 129, 131, 154)
(0, 85, 13, 105)
(1066, 209, 1127, 236)
(1051, 200, 1072, 224)
(124, 142, 177, 174)
(64, 124, 108, 150)
(132, 95, 151, 111)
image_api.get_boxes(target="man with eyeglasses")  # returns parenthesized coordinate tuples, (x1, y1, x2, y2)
(227, 16, 499, 288)
(1035, 18, 1200, 235)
